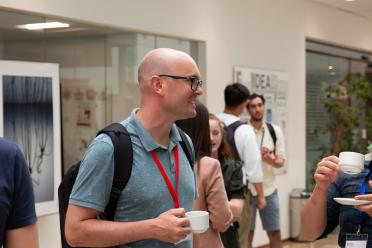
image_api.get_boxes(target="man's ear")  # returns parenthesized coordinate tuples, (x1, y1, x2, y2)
(150, 75, 165, 96)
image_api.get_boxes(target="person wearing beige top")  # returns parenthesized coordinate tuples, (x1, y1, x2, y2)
(177, 101, 233, 248)
(246, 93, 286, 248)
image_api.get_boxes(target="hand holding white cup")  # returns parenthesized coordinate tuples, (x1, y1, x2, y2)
(339, 151, 365, 174)
(185, 211, 209, 233)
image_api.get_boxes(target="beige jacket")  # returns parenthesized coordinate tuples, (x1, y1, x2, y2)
(193, 156, 233, 248)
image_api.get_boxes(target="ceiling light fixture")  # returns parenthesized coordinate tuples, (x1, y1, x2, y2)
(345, 0, 356, 2)
(16, 22, 70, 30)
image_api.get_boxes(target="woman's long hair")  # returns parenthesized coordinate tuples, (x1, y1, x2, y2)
(209, 114, 234, 160)
(176, 101, 211, 161)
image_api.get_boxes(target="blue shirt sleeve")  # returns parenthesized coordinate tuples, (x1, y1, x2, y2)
(69, 135, 115, 212)
(6, 145, 37, 230)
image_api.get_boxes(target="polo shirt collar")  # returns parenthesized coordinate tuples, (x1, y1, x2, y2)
(129, 108, 182, 152)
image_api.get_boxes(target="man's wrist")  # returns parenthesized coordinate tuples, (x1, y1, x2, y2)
(313, 184, 328, 195)
(256, 192, 265, 198)
(143, 218, 159, 240)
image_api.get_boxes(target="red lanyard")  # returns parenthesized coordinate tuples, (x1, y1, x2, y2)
(150, 146, 180, 208)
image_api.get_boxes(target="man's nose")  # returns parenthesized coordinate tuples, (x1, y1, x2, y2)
(194, 85, 203, 95)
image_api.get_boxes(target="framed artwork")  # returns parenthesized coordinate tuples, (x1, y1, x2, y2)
(0, 60, 61, 216)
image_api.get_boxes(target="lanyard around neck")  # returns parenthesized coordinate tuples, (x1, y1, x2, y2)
(151, 146, 180, 208)
(260, 129, 265, 148)
(358, 160, 372, 234)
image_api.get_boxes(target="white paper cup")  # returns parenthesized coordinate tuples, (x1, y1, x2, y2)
(186, 211, 209, 233)
(339, 151, 365, 174)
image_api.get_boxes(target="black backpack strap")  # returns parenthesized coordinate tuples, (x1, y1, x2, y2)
(265, 122, 277, 154)
(177, 127, 195, 169)
(229, 120, 245, 132)
(97, 123, 133, 221)
(227, 120, 246, 161)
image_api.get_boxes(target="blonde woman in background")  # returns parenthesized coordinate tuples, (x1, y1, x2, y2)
(209, 114, 245, 248)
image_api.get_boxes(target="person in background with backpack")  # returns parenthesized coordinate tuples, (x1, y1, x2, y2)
(176, 101, 233, 248)
(217, 82, 265, 248)
(0, 137, 39, 248)
(246, 93, 286, 248)
(209, 114, 246, 248)
(65, 48, 202, 248)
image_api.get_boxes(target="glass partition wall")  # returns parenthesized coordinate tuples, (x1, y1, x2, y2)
(306, 41, 372, 189)
(0, 9, 205, 174)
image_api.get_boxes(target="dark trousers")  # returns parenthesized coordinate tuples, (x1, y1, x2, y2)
(221, 222, 240, 248)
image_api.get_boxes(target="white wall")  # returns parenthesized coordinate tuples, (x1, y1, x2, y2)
(37, 214, 61, 248)
(1, 0, 372, 247)
(0, 41, 3, 58)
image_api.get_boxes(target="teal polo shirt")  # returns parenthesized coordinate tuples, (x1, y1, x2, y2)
(70, 109, 196, 248)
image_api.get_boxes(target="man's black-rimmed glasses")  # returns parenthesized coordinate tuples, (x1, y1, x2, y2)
(159, 74, 203, 91)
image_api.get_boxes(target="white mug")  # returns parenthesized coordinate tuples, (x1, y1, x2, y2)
(186, 211, 209, 233)
(339, 151, 365, 174)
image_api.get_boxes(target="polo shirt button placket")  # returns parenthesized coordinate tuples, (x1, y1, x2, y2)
(169, 150, 176, 174)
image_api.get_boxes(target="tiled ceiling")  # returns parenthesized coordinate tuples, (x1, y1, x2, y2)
(310, 0, 372, 21)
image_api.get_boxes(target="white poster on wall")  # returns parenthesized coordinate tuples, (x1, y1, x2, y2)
(0, 60, 61, 216)
(233, 66, 288, 174)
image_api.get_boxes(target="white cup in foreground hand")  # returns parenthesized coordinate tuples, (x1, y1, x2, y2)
(339, 151, 365, 174)
(186, 211, 209, 233)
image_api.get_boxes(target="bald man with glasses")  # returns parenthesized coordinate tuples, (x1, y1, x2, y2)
(65, 48, 202, 248)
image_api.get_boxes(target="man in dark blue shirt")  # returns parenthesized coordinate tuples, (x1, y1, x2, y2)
(300, 155, 372, 247)
(0, 138, 38, 247)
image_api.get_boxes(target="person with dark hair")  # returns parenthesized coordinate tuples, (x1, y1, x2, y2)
(217, 82, 264, 248)
(246, 93, 286, 248)
(65, 48, 202, 248)
(176, 101, 233, 248)
(248, 93, 265, 105)
(209, 114, 246, 248)
(0, 137, 38, 248)
(224, 83, 251, 108)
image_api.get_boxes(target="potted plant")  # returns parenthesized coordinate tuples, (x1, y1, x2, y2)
(308, 73, 372, 189)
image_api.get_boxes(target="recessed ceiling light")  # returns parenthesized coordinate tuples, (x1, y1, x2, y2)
(16, 22, 70, 30)
(345, 0, 356, 2)
(328, 65, 334, 70)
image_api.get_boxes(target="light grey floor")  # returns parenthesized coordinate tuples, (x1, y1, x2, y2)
(255, 234, 338, 248)
(283, 235, 338, 248)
